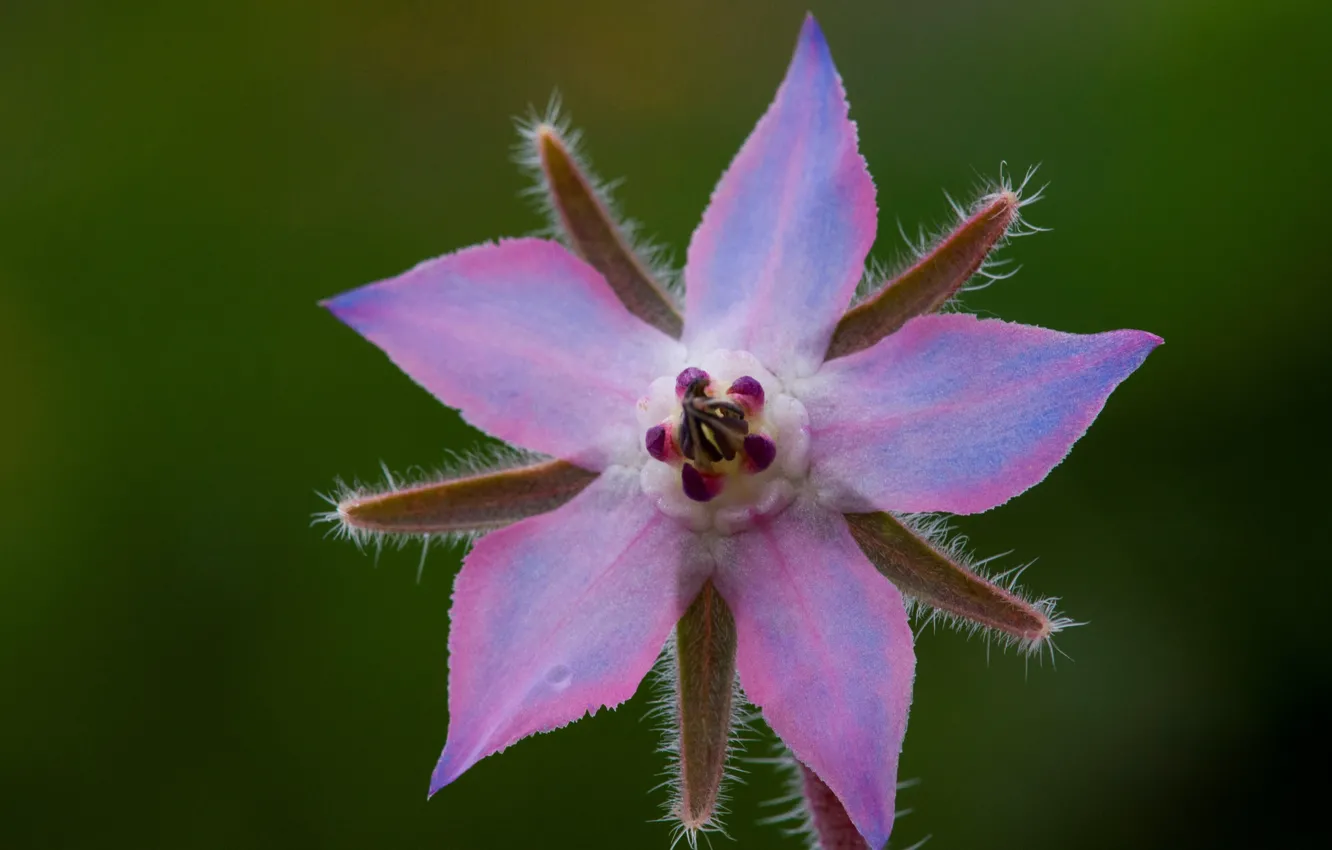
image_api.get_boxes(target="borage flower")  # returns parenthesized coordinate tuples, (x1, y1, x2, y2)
(321, 14, 1159, 850)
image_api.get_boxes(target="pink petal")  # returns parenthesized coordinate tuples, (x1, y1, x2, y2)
(430, 468, 712, 792)
(324, 238, 683, 468)
(683, 15, 876, 381)
(712, 500, 914, 849)
(802, 313, 1162, 515)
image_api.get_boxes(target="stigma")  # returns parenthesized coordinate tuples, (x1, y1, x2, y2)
(636, 350, 809, 534)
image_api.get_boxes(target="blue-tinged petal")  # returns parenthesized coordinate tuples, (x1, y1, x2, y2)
(683, 15, 877, 381)
(712, 500, 914, 849)
(801, 313, 1162, 515)
(324, 238, 685, 468)
(431, 467, 712, 792)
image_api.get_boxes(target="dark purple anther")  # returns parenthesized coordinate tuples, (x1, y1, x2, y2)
(728, 375, 764, 404)
(675, 367, 710, 398)
(645, 424, 669, 462)
(743, 433, 777, 473)
(681, 463, 719, 503)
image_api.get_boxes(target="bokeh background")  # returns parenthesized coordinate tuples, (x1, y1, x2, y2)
(3, 0, 1328, 847)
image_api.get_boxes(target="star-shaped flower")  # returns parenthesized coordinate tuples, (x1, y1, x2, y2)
(321, 15, 1159, 849)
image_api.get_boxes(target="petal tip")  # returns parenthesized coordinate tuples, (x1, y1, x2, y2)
(320, 287, 370, 323)
(428, 750, 465, 798)
(796, 14, 832, 65)
(320, 298, 357, 331)
(799, 12, 826, 43)
(1117, 329, 1165, 364)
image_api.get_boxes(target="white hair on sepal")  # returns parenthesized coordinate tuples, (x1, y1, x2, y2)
(512, 92, 684, 302)
(645, 638, 758, 849)
(956, 162, 1049, 295)
(311, 443, 549, 570)
(896, 512, 1082, 667)
(981, 160, 1049, 234)
(754, 743, 928, 850)
(852, 253, 903, 303)
(853, 162, 1048, 307)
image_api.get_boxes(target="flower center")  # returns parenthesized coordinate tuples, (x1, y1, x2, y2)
(636, 350, 809, 534)
(677, 373, 751, 468)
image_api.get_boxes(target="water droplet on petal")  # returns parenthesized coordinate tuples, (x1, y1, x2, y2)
(545, 664, 573, 689)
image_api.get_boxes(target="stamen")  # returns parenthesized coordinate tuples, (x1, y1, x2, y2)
(679, 377, 749, 467)
(646, 424, 671, 462)
(742, 434, 777, 473)
(681, 464, 721, 503)
(676, 367, 710, 398)
(636, 358, 803, 533)
(727, 375, 764, 411)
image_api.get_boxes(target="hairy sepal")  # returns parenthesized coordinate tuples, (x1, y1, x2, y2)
(829, 166, 1045, 360)
(517, 103, 683, 337)
(650, 580, 748, 847)
(319, 456, 597, 547)
(799, 762, 871, 850)
(845, 511, 1066, 653)
(758, 745, 925, 850)
(676, 580, 738, 833)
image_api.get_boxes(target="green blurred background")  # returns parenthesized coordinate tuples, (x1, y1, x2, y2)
(3, 0, 1327, 847)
